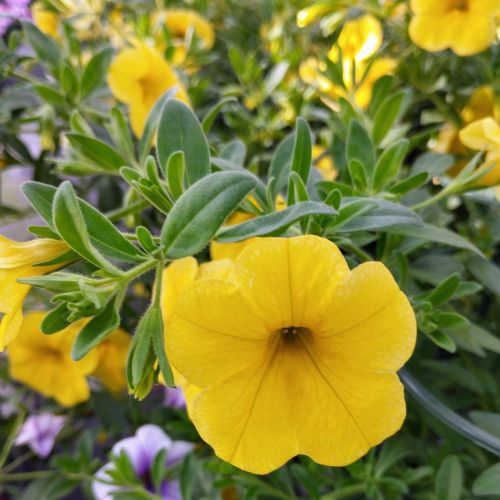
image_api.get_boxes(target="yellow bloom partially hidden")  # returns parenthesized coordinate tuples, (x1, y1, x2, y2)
(108, 43, 190, 137)
(409, 0, 500, 56)
(92, 328, 131, 394)
(459, 117, 500, 185)
(313, 145, 337, 181)
(167, 236, 417, 474)
(162, 9, 215, 64)
(300, 15, 395, 109)
(32, 4, 59, 38)
(0, 237, 68, 350)
(8, 312, 98, 407)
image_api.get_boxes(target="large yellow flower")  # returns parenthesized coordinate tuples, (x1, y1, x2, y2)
(459, 117, 500, 185)
(300, 15, 396, 109)
(108, 43, 190, 137)
(409, 0, 500, 56)
(166, 236, 417, 474)
(161, 9, 215, 64)
(8, 312, 98, 407)
(92, 328, 131, 394)
(0, 236, 68, 350)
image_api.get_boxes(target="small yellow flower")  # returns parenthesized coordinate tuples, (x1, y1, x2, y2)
(92, 328, 131, 394)
(167, 236, 416, 474)
(409, 0, 500, 56)
(0, 237, 68, 350)
(108, 42, 190, 137)
(296, 4, 334, 28)
(459, 117, 500, 185)
(162, 9, 215, 64)
(313, 145, 337, 181)
(300, 15, 395, 109)
(32, 4, 59, 38)
(8, 312, 98, 407)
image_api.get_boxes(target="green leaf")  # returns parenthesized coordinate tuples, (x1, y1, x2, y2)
(346, 120, 375, 174)
(424, 329, 456, 353)
(288, 117, 312, 204)
(472, 464, 500, 496)
(109, 107, 135, 162)
(433, 312, 469, 330)
(372, 139, 409, 191)
(389, 172, 429, 195)
(201, 96, 237, 134)
(66, 134, 126, 172)
(269, 133, 295, 200)
(289, 172, 310, 203)
(469, 412, 500, 439)
(161, 172, 257, 258)
(347, 159, 368, 192)
(368, 75, 394, 117)
(71, 292, 123, 360)
(435, 456, 463, 500)
(138, 89, 176, 164)
(413, 152, 455, 176)
(217, 202, 337, 243)
(334, 198, 422, 233)
(152, 315, 174, 387)
(41, 303, 71, 334)
(263, 61, 289, 97)
(372, 92, 406, 145)
(24, 181, 144, 263)
(167, 151, 185, 200)
(52, 181, 120, 274)
(427, 274, 461, 306)
(22, 21, 60, 69)
(34, 84, 66, 106)
(157, 99, 210, 185)
(60, 63, 79, 99)
(467, 256, 500, 296)
(136, 226, 156, 253)
(80, 47, 114, 98)
(220, 139, 246, 166)
(386, 223, 483, 256)
(401, 370, 500, 457)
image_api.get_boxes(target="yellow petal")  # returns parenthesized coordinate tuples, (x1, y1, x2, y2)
(167, 279, 268, 387)
(469, 0, 500, 15)
(408, 13, 453, 52)
(0, 236, 68, 268)
(462, 86, 496, 123)
(447, 12, 496, 56)
(355, 58, 396, 109)
(164, 9, 215, 49)
(234, 236, 350, 332)
(459, 117, 500, 150)
(410, 0, 449, 14)
(338, 15, 383, 63)
(313, 262, 417, 372)
(476, 150, 500, 186)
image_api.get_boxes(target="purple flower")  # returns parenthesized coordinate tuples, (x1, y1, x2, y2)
(93, 425, 194, 500)
(15, 413, 66, 458)
(0, 0, 31, 36)
(163, 386, 186, 410)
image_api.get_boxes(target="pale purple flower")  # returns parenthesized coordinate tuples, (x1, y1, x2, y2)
(0, 0, 31, 36)
(163, 386, 186, 410)
(92, 425, 194, 500)
(15, 413, 66, 458)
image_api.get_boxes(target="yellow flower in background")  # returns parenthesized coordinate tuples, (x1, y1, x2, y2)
(32, 4, 59, 38)
(300, 15, 395, 109)
(167, 236, 416, 474)
(8, 312, 98, 407)
(210, 196, 286, 261)
(108, 43, 190, 137)
(0, 237, 68, 350)
(459, 117, 500, 185)
(296, 3, 335, 28)
(409, 0, 500, 56)
(161, 9, 215, 64)
(92, 329, 131, 394)
(313, 145, 337, 181)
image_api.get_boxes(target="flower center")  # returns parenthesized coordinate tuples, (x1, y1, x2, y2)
(279, 326, 311, 344)
(447, 0, 469, 11)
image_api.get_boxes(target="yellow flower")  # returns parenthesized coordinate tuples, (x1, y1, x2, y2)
(300, 15, 395, 109)
(313, 145, 337, 181)
(108, 43, 190, 137)
(0, 237, 68, 350)
(92, 328, 131, 394)
(162, 9, 215, 64)
(210, 196, 286, 261)
(409, 0, 500, 56)
(167, 236, 417, 474)
(8, 312, 98, 407)
(32, 4, 59, 38)
(459, 117, 500, 185)
(161, 257, 234, 406)
(296, 4, 335, 28)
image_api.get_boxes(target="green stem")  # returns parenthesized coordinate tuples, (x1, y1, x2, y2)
(107, 200, 150, 222)
(410, 185, 455, 210)
(0, 409, 26, 469)
(1, 451, 34, 474)
(0, 470, 55, 482)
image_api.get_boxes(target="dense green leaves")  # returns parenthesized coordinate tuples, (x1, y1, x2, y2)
(472, 464, 500, 496)
(157, 99, 210, 185)
(80, 47, 114, 98)
(161, 172, 257, 258)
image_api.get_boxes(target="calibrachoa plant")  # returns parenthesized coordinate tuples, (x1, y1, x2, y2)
(0, 0, 500, 498)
